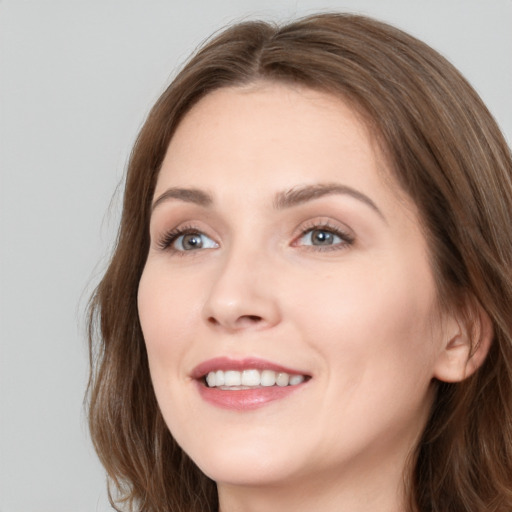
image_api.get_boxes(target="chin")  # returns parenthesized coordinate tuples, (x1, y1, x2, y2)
(182, 434, 303, 486)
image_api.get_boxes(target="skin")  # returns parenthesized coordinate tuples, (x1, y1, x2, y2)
(137, 83, 478, 512)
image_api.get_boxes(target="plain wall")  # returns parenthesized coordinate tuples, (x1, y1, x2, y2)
(0, 1, 510, 511)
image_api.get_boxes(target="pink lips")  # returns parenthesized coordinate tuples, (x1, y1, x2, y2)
(191, 357, 310, 411)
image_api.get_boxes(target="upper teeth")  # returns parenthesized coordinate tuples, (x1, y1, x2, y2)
(205, 369, 306, 388)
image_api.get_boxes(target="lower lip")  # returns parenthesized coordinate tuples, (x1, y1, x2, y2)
(196, 381, 306, 410)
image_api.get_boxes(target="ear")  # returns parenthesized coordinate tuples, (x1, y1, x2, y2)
(433, 297, 494, 383)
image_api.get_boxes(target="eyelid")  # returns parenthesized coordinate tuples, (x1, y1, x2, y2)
(291, 218, 355, 249)
(155, 223, 219, 252)
(153, 217, 354, 254)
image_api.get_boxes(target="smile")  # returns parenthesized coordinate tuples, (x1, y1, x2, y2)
(192, 357, 311, 410)
(205, 369, 306, 388)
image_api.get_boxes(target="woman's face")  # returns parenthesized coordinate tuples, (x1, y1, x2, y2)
(138, 84, 447, 491)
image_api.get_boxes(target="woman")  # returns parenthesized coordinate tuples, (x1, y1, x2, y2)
(87, 13, 512, 512)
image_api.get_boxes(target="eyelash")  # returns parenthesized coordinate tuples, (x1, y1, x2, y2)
(155, 221, 355, 254)
(294, 220, 355, 251)
(156, 224, 206, 252)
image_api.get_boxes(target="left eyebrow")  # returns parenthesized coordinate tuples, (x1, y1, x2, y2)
(273, 183, 386, 222)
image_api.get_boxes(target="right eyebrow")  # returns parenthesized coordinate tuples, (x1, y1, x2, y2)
(151, 187, 213, 212)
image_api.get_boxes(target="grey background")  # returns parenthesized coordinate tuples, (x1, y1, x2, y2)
(1, 1, 510, 511)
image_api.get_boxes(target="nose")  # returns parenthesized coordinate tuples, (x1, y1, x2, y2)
(202, 245, 282, 332)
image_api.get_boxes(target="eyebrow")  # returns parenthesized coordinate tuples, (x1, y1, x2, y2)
(274, 183, 386, 221)
(152, 187, 213, 211)
(151, 183, 385, 221)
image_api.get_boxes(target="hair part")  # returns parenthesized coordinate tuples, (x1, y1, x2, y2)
(87, 13, 512, 511)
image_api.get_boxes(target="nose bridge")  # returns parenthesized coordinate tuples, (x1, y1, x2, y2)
(202, 233, 281, 331)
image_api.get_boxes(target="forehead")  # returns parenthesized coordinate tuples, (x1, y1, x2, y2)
(169, 83, 374, 150)
(158, 83, 392, 193)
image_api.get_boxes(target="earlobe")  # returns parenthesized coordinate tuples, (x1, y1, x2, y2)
(433, 299, 493, 383)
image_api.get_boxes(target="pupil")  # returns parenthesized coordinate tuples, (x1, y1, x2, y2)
(183, 233, 203, 249)
(312, 229, 333, 245)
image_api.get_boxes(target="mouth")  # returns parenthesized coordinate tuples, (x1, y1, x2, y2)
(191, 357, 311, 410)
(204, 369, 307, 389)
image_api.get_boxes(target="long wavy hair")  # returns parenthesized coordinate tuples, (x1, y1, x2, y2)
(87, 13, 512, 512)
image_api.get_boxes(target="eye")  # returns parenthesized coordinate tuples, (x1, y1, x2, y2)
(294, 224, 354, 250)
(300, 228, 341, 246)
(157, 227, 219, 252)
(174, 231, 218, 251)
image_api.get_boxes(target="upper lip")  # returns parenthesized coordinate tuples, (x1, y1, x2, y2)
(191, 357, 310, 380)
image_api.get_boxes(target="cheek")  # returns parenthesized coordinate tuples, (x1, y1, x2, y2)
(291, 258, 440, 382)
(297, 263, 440, 445)
(138, 262, 201, 352)
(137, 263, 202, 430)
(137, 262, 204, 412)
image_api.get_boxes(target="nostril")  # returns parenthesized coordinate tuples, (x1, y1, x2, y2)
(245, 315, 262, 322)
(207, 314, 263, 328)
(235, 315, 264, 329)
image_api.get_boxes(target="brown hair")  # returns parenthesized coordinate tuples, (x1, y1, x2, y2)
(87, 13, 512, 512)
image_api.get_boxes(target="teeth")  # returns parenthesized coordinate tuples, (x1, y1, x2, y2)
(206, 372, 216, 387)
(242, 369, 260, 386)
(261, 369, 276, 387)
(289, 374, 305, 385)
(205, 369, 307, 389)
(215, 370, 225, 386)
(224, 370, 242, 386)
(276, 372, 289, 386)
